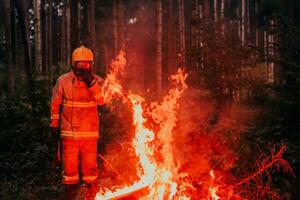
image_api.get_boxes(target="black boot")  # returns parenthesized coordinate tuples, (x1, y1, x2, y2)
(65, 184, 78, 200)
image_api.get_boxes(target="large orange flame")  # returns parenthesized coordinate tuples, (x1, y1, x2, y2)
(95, 51, 191, 200)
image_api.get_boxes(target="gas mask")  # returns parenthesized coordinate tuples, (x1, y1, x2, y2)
(73, 61, 93, 81)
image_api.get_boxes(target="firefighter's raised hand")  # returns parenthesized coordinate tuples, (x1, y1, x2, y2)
(73, 60, 96, 88)
(78, 69, 96, 88)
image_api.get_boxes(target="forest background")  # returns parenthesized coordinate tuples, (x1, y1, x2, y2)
(0, 0, 300, 199)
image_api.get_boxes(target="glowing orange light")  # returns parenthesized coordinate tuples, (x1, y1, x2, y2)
(95, 51, 191, 200)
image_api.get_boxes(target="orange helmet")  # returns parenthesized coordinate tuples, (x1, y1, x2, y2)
(72, 45, 94, 64)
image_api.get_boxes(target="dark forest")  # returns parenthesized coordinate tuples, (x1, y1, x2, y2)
(0, 0, 300, 199)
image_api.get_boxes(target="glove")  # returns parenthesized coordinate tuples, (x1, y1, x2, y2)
(77, 69, 96, 88)
(51, 127, 60, 141)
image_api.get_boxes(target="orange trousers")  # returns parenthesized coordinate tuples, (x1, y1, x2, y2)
(62, 139, 98, 185)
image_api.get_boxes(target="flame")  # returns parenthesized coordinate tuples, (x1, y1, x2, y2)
(102, 50, 127, 103)
(208, 170, 220, 200)
(95, 51, 191, 199)
(209, 187, 220, 200)
(145, 68, 190, 200)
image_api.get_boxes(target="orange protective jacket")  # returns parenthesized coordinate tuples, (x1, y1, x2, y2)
(50, 71, 104, 140)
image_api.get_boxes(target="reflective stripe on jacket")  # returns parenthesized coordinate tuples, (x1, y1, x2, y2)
(50, 71, 104, 140)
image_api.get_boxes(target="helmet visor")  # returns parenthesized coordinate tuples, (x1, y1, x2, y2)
(74, 61, 93, 70)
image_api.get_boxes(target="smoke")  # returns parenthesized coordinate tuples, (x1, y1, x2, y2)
(122, 0, 157, 94)
(94, 0, 156, 93)
(172, 87, 254, 198)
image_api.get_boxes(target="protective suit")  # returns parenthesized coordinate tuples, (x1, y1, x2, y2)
(50, 45, 104, 199)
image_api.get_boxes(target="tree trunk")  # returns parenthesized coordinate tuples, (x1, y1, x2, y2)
(221, 0, 225, 35)
(88, 0, 95, 51)
(41, 0, 46, 74)
(47, 0, 53, 91)
(167, 0, 175, 76)
(14, 1, 22, 76)
(61, 1, 66, 69)
(34, 0, 42, 74)
(15, 0, 34, 97)
(203, 0, 209, 19)
(155, 0, 162, 93)
(70, 0, 78, 51)
(81, 0, 96, 68)
(15, 15, 22, 74)
(246, 0, 250, 44)
(268, 20, 274, 83)
(264, 29, 268, 81)
(220, 0, 224, 19)
(113, 0, 118, 56)
(10, 0, 17, 73)
(255, 0, 258, 47)
(66, 0, 71, 66)
(4, 0, 14, 96)
(178, 0, 185, 67)
(191, 0, 202, 84)
(77, 0, 81, 44)
(199, 2, 203, 69)
(213, 0, 217, 22)
(241, 0, 245, 46)
(116, 0, 124, 51)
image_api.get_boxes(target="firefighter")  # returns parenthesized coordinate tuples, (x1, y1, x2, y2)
(50, 45, 104, 199)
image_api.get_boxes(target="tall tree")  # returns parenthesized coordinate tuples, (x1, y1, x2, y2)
(241, 0, 245, 45)
(246, 0, 250, 43)
(116, 0, 124, 52)
(167, 0, 175, 76)
(66, 0, 71, 67)
(221, 0, 225, 35)
(213, 0, 217, 22)
(113, 0, 118, 56)
(60, 1, 66, 68)
(88, 0, 95, 51)
(10, 0, 18, 75)
(3, 0, 14, 96)
(155, 0, 162, 93)
(255, 0, 258, 47)
(178, 0, 185, 67)
(112, 0, 124, 56)
(47, 0, 53, 91)
(70, 0, 78, 51)
(190, 0, 203, 84)
(77, 0, 81, 43)
(41, 0, 46, 74)
(34, 0, 42, 74)
(15, 0, 34, 97)
(267, 19, 274, 83)
(203, 0, 209, 19)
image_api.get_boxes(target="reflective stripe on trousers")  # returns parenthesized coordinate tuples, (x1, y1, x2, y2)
(61, 131, 99, 139)
(63, 174, 79, 185)
(83, 175, 98, 183)
(62, 139, 98, 185)
(51, 114, 60, 120)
